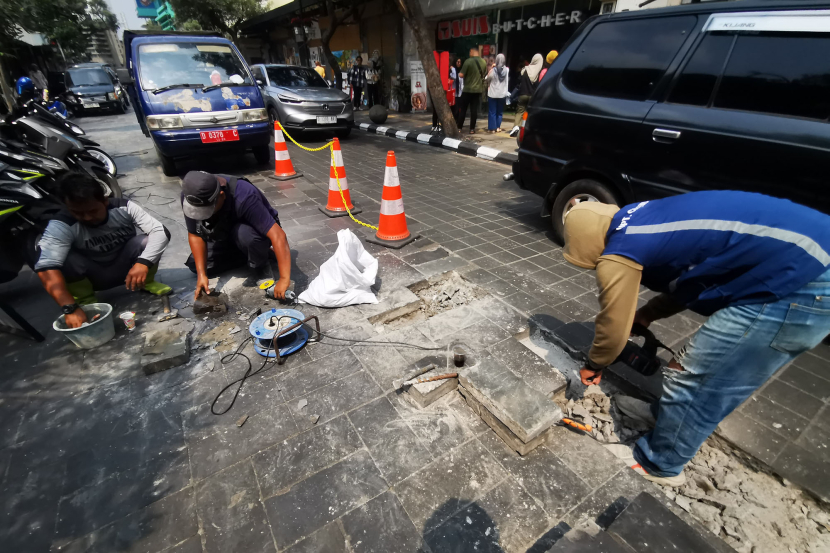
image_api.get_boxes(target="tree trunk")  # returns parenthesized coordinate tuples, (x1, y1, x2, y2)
(0, 56, 15, 114)
(393, 0, 459, 138)
(321, 0, 349, 91)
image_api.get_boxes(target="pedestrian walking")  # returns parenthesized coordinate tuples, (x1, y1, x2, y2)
(561, 191, 830, 487)
(347, 57, 366, 110)
(485, 53, 509, 133)
(455, 47, 486, 134)
(451, 58, 463, 120)
(509, 53, 543, 137)
(313, 60, 326, 80)
(539, 50, 558, 81)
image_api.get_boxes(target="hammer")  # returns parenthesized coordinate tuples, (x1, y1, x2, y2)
(158, 295, 178, 322)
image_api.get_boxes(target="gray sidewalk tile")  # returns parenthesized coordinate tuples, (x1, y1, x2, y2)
(264, 450, 387, 549)
(195, 461, 275, 553)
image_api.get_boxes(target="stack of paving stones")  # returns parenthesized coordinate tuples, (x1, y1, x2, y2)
(459, 357, 563, 455)
(0, 122, 803, 552)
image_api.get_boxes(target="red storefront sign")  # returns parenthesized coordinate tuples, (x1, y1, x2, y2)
(437, 15, 490, 40)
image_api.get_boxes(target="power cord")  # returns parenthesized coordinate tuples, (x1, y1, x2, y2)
(211, 312, 448, 416)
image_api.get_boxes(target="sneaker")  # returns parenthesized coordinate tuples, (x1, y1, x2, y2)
(509, 126, 520, 137)
(615, 396, 657, 427)
(605, 444, 687, 487)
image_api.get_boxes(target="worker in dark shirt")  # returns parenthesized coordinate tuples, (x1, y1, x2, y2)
(181, 171, 291, 300)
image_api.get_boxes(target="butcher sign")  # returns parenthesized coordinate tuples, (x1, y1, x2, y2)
(437, 11, 584, 40)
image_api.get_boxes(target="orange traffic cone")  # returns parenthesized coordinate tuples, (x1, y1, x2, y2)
(367, 151, 418, 249)
(319, 138, 362, 217)
(270, 122, 302, 181)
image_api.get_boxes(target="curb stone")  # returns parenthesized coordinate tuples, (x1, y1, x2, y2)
(356, 122, 518, 166)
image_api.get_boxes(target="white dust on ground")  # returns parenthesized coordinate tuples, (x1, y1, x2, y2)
(557, 387, 830, 553)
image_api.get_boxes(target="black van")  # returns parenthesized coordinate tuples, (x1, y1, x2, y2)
(513, 0, 830, 243)
(63, 63, 129, 115)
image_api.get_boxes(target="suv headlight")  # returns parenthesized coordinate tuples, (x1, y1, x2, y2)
(107, 92, 117, 101)
(146, 115, 183, 129)
(242, 108, 267, 122)
(278, 94, 302, 104)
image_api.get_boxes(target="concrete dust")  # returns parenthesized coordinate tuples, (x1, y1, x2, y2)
(557, 389, 830, 552)
(414, 272, 486, 317)
(195, 321, 242, 352)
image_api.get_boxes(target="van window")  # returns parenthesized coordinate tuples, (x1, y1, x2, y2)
(138, 43, 252, 91)
(563, 16, 696, 101)
(713, 33, 830, 120)
(669, 34, 733, 106)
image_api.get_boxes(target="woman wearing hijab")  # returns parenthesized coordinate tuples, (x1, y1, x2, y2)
(485, 54, 509, 133)
(510, 53, 543, 137)
(539, 50, 559, 82)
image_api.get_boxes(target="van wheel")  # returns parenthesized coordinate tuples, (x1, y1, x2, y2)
(156, 148, 177, 176)
(253, 145, 271, 165)
(551, 179, 620, 245)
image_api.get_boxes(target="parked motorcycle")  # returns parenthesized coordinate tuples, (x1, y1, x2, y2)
(14, 97, 118, 177)
(0, 143, 65, 282)
(1, 109, 121, 198)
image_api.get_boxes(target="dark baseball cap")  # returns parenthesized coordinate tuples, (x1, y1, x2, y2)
(182, 171, 221, 220)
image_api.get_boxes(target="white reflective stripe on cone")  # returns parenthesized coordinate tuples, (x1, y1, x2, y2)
(333, 149, 344, 166)
(275, 149, 290, 161)
(380, 198, 404, 216)
(383, 166, 400, 187)
(329, 177, 349, 191)
(275, 130, 285, 142)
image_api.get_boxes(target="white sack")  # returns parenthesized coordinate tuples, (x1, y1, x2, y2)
(298, 229, 379, 307)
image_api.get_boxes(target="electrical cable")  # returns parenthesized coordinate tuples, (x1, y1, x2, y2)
(211, 311, 448, 416)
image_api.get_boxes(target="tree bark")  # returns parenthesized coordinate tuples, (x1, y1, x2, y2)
(393, 0, 459, 138)
(321, 0, 357, 91)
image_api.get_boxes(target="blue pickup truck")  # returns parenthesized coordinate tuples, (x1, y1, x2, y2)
(123, 31, 271, 176)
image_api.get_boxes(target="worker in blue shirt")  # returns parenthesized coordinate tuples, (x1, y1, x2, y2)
(561, 191, 830, 487)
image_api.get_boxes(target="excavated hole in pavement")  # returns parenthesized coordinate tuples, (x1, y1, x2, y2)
(381, 271, 488, 330)
(556, 388, 830, 553)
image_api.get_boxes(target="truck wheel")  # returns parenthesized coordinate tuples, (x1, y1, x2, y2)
(253, 144, 271, 165)
(551, 179, 620, 245)
(156, 147, 177, 177)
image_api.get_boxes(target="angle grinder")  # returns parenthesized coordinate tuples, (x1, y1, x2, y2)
(259, 279, 295, 302)
(615, 323, 675, 376)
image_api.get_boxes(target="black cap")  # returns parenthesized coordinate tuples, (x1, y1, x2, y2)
(181, 171, 221, 220)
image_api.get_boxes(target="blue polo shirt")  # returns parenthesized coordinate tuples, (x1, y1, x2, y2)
(603, 191, 830, 315)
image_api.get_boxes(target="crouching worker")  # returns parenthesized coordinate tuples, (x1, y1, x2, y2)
(35, 173, 172, 328)
(180, 171, 292, 300)
(561, 190, 830, 487)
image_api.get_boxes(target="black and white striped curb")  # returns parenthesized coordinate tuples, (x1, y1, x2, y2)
(356, 122, 517, 166)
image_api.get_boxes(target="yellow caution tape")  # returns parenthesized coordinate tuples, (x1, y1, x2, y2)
(278, 122, 378, 231)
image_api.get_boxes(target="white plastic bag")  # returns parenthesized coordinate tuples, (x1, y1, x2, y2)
(298, 229, 379, 307)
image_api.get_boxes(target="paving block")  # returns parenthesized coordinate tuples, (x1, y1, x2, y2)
(607, 492, 723, 552)
(193, 293, 228, 317)
(459, 384, 549, 455)
(408, 373, 458, 408)
(358, 286, 422, 324)
(459, 357, 562, 443)
(141, 324, 191, 375)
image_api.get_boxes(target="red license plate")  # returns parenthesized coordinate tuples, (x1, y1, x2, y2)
(200, 129, 239, 143)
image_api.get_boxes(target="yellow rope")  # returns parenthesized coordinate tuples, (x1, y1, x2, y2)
(278, 123, 378, 231)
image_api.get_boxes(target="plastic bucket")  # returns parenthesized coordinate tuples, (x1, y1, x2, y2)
(53, 303, 116, 349)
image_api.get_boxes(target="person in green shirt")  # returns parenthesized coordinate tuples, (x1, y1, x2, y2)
(455, 47, 487, 134)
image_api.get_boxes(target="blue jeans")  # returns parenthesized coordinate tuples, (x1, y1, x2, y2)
(488, 97, 505, 131)
(634, 267, 830, 477)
